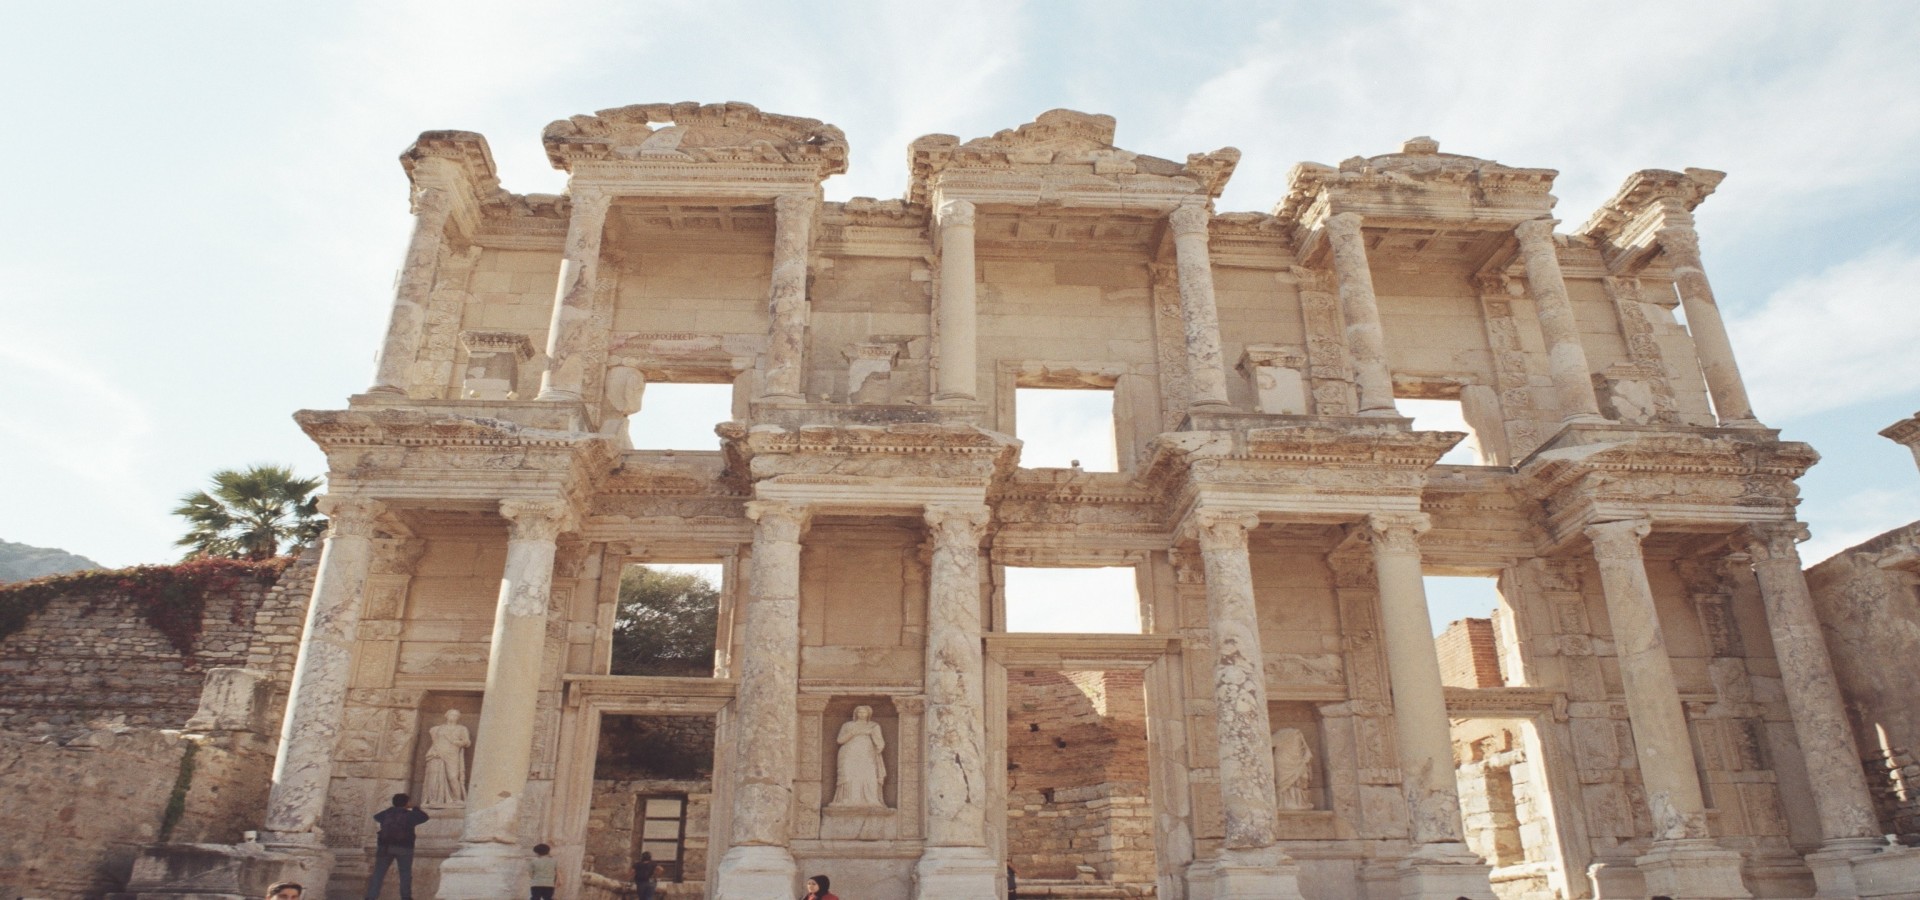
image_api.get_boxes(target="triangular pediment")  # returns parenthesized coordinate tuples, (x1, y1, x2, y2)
(909, 109, 1237, 205)
(543, 101, 848, 178)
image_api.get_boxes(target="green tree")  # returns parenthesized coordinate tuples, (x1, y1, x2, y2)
(611, 565, 720, 677)
(172, 465, 324, 561)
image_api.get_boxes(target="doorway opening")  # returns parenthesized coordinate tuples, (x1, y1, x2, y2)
(588, 714, 717, 890)
(1004, 667, 1155, 893)
(1449, 717, 1570, 900)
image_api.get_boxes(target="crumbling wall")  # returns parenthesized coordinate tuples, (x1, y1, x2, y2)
(1437, 617, 1503, 688)
(1005, 669, 1152, 884)
(0, 553, 316, 729)
(0, 726, 275, 899)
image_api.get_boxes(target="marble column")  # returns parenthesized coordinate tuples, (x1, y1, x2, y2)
(1324, 213, 1398, 416)
(368, 186, 453, 396)
(1584, 519, 1750, 898)
(759, 194, 817, 403)
(1362, 512, 1464, 845)
(916, 503, 1000, 897)
(1739, 523, 1884, 870)
(261, 497, 386, 843)
(438, 500, 571, 899)
(1514, 218, 1604, 424)
(1656, 225, 1760, 427)
(934, 199, 979, 403)
(715, 501, 808, 900)
(535, 187, 613, 402)
(1189, 509, 1303, 898)
(1169, 203, 1232, 411)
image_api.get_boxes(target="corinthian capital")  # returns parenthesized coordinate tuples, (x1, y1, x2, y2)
(1584, 518, 1652, 560)
(499, 499, 574, 543)
(935, 198, 976, 229)
(1325, 212, 1364, 240)
(774, 192, 818, 220)
(1655, 225, 1701, 261)
(566, 186, 613, 223)
(1188, 508, 1260, 552)
(745, 500, 810, 543)
(924, 503, 990, 547)
(409, 184, 453, 219)
(1168, 202, 1213, 237)
(317, 496, 386, 539)
(1513, 218, 1561, 247)
(1737, 521, 1810, 563)
(1362, 511, 1431, 554)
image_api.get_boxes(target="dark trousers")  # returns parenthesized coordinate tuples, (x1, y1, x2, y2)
(637, 884, 657, 900)
(530, 888, 555, 900)
(365, 844, 416, 900)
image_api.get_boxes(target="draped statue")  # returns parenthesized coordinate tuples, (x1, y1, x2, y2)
(1272, 727, 1315, 811)
(829, 706, 887, 808)
(422, 709, 471, 808)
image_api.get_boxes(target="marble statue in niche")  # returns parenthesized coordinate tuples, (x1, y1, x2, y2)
(422, 708, 471, 808)
(829, 705, 887, 808)
(1272, 727, 1315, 811)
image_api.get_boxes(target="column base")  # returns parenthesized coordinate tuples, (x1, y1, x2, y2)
(1392, 843, 1493, 900)
(1200, 846, 1302, 899)
(913, 846, 1000, 900)
(117, 837, 333, 900)
(714, 844, 798, 900)
(1805, 837, 1882, 898)
(1831, 841, 1920, 898)
(1635, 838, 1751, 899)
(435, 842, 528, 900)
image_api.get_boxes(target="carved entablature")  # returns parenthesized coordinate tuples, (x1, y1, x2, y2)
(721, 421, 1022, 494)
(1140, 424, 1463, 523)
(1518, 425, 1818, 547)
(1579, 167, 1725, 273)
(542, 101, 848, 190)
(294, 407, 617, 504)
(907, 108, 1239, 208)
(1273, 136, 1559, 237)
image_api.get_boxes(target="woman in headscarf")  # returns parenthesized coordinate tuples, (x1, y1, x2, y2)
(800, 874, 838, 900)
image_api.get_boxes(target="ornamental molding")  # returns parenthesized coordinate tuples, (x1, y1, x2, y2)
(722, 421, 1022, 486)
(1275, 136, 1558, 232)
(542, 101, 847, 179)
(908, 108, 1238, 205)
(1579, 167, 1724, 244)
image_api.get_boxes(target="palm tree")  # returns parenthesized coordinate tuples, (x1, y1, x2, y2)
(173, 465, 325, 560)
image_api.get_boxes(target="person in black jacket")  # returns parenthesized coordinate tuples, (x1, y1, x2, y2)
(364, 794, 430, 900)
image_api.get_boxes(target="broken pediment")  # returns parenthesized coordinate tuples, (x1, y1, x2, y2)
(542, 100, 849, 178)
(908, 108, 1238, 205)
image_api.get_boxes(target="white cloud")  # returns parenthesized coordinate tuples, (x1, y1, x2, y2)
(1729, 244, 1920, 420)
(1799, 483, 1920, 565)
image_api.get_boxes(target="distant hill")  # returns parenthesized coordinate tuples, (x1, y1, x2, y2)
(0, 539, 103, 583)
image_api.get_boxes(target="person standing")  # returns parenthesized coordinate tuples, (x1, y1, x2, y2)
(364, 793, 430, 900)
(800, 874, 838, 900)
(528, 844, 557, 900)
(632, 851, 660, 900)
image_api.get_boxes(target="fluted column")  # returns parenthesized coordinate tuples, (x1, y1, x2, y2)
(1739, 523, 1882, 845)
(1515, 219, 1604, 423)
(1657, 226, 1759, 427)
(368, 187, 453, 395)
(715, 501, 808, 899)
(1324, 213, 1397, 416)
(1363, 512, 1465, 845)
(261, 497, 385, 842)
(535, 188, 613, 402)
(1169, 203, 1232, 411)
(934, 199, 979, 403)
(915, 504, 1000, 897)
(759, 194, 817, 403)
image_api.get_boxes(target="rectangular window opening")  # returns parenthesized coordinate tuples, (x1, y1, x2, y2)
(1015, 387, 1119, 472)
(1003, 566, 1141, 634)
(628, 382, 735, 452)
(1397, 397, 1485, 466)
(612, 563, 723, 677)
(1006, 668, 1156, 886)
(590, 714, 715, 886)
(1426, 574, 1509, 688)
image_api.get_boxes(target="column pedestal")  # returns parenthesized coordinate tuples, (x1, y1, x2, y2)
(1637, 838, 1752, 899)
(914, 846, 1000, 898)
(1394, 843, 1499, 900)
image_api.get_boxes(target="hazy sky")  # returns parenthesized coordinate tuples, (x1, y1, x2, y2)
(3, 1, 1916, 615)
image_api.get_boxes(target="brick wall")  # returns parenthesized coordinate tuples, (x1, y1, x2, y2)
(0, 552, 317, 729)
(1436, 617, 1503, 688)
(1005, 669, 1153, 884)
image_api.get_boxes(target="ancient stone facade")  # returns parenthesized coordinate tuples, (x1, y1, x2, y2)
(92, 103, 1920, 900)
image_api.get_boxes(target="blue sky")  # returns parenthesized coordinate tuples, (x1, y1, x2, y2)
(2, 1, 1916, 593)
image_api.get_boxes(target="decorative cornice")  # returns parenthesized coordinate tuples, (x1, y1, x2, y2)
(907, 108, 1238, 205)
(542, 101, 848, 178)
(1275, 136, 1558, 230)
(1579, 167, 1724, 243)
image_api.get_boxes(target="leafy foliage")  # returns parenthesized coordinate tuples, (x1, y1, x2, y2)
(0, 556, 290, 655)
(173, 465, 324, 561)
(610, 566, 720, 677)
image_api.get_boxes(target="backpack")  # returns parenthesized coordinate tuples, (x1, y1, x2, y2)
(377, 809, 414, 845)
